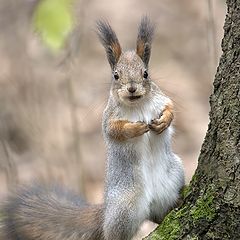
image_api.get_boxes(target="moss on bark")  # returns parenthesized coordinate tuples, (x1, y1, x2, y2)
(145, 186, 217, 240)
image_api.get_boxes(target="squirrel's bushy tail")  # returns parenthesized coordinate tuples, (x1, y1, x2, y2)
(1, 185, 104, 240)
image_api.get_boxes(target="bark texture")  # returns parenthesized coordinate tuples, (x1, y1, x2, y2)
(146, 0, 240, 239)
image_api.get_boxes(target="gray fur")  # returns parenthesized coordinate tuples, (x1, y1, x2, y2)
(102, 99, 145, 240)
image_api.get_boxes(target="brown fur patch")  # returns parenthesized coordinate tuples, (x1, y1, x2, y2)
(112, 42, 122, 62)
(136, 40, 145, 59)
(108, 119, 129, 141)
(163, 101, 174, 123)
(108, 119, 149, 141)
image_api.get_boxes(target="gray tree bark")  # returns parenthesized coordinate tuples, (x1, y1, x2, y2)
(145, 0, 240, 239)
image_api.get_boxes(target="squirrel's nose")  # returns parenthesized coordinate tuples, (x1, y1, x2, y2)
(128, 86, 137, 93)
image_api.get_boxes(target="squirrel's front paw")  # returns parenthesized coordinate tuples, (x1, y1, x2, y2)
(149, 115, 171, 134)
(124, 121, 149, 139)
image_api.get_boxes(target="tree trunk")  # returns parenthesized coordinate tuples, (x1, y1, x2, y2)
(145, 0, 240, 239)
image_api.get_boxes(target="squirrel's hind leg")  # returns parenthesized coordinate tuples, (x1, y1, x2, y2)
(103, 190, 145, 240)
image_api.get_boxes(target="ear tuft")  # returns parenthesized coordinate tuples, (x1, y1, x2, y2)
(96, 20, 122, 70)
(136, 16, 155, 67)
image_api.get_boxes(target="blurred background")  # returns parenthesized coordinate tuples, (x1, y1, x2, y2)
(0, 0, 226, 238)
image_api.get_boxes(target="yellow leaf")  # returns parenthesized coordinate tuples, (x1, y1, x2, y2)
(33, 0, 75, 52)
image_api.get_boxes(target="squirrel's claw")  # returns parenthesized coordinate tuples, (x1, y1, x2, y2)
(149, 115, 170, 134)
(124, 121, 149, 139)
(149, 122, 167, 134)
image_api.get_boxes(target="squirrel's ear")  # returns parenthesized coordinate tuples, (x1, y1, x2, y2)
(96, 20, 122, 70)
(136, 16, 155, 67)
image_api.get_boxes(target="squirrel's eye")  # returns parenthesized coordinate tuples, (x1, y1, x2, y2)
(113, 72, 119, 80)
(143, 70, 148, 79)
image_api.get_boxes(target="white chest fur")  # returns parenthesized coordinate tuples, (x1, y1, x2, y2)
(120, 94, 184, 218)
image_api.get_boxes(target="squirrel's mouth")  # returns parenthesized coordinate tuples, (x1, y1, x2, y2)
(128, 95, 142, 101)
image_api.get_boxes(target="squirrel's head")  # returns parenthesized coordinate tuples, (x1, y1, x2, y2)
(97, 17, 155, 106)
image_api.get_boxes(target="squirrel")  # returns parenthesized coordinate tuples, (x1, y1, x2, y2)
(1, 17, 185, 240)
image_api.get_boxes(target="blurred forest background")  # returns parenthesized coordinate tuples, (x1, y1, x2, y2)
(0, 0, 226, 238)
